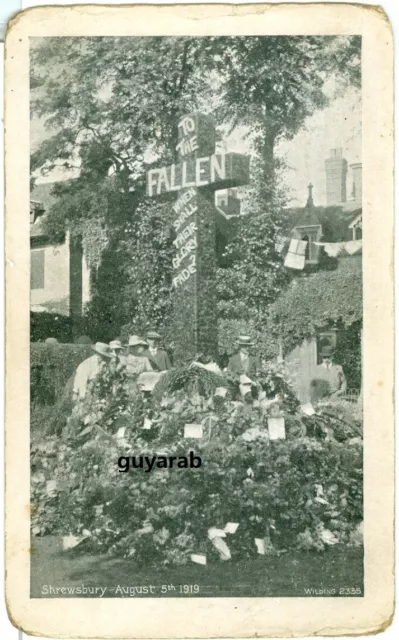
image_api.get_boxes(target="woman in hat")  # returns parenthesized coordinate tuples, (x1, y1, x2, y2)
(125, 335, 153, 378)
(227, 335, 260, 379)
(109, 339, 123, 361)
(142, 331, 172, 371)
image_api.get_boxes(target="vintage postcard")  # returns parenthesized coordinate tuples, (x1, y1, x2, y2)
(5, 3, 394, 638)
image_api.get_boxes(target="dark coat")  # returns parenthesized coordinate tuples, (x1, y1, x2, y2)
(142, 348, 172, 372)
(227, 353, 259, 378)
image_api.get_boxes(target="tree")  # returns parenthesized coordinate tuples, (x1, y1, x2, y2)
(30, 36, 215, 251)
(31, 37, 208, 182)
(31, 36, 361, 342)
(84, 199, 175, 343)
(201, 36, 361, 197)
(31, 37, 211, 337)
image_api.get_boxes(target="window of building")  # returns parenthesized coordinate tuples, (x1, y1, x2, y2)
(302, 235, 310, 260)
(301, 231, 319, 262)
(31, 249, 45, 289)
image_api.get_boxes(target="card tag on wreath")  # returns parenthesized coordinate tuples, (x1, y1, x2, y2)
(300, 403, 315, 416)
(211, 536, 231, 561)
(254, 538, 266, 555)
(224, 522, 239, 534)
(142, 418, 152, 430)
(184, 423, 203, 438)
(190, 554, 207, 565)
(208, 527, 226, 540)
(267, 417, 286, 440)
(214, 387, 227, 397)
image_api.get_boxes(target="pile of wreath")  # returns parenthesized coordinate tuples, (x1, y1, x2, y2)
(31, 362, 363, 565)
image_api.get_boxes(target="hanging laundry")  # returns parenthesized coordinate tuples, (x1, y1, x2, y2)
(284, 238, 307, 270)
(324, 242, 345, 257)
(313, 242, 345, 257)
(344, 239, 362, 255)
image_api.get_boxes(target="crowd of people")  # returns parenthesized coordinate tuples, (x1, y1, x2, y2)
(73, 331, 172, 400)
(71, 329, 347, 406)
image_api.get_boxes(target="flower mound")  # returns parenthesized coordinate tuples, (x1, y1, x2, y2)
(31, 363, 363, 565)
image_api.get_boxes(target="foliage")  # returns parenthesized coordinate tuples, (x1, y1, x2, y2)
(30, 36, 209, 338)
(202, 35, 361, 203)
(83, 198, 175, 343)
(266, 258, 363, 355)
(334, 321, 362, 392)
(152, 365, 226, 402)
(216, 156, 292, 324)
(217, 317, 279, 362)
(31, 311, 73, 343)
(31, 363, 363, 561)
(30, 36, 362, 341)
(31, 37, 207, 183)
(210, 36, 360, 139)
(31, 343, 92, 405)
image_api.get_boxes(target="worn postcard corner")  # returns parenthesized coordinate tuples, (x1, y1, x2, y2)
(4, 2, 394, 638)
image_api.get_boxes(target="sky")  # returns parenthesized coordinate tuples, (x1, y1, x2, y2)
(224, 86, 361, 207)
(31, 83, 361, 209)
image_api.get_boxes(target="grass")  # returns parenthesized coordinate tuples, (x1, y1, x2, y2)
(31, 536, 363, 598)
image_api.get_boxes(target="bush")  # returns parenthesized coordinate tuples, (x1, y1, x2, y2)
(31, 363, 363, 563)
(31, 343, 93, 406)
(31, 312, 73, 343)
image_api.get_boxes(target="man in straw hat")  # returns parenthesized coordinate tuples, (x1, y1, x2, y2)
(142, 330, 172, 371)
(73, 342, 112, 400)
(227, 335, 260, 379)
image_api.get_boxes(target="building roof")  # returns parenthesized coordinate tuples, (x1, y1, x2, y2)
(286, 186, 362, 243)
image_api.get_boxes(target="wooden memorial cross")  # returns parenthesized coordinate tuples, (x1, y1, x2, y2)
(146, 113, 250, 363)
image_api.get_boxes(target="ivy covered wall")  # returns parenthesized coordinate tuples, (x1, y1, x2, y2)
(266, 256, 362, 356)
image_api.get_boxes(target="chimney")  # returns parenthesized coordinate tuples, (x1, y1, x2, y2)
(216, 190, 241, 217)
(325, 148, 348, 205)
(350, 163, 362, 203)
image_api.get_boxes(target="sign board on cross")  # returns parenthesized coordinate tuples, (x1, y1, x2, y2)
(146, 112, 250, 363)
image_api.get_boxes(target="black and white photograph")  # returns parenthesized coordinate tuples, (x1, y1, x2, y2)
(4, 3, 394, 638)
(28, 29, 365, 599)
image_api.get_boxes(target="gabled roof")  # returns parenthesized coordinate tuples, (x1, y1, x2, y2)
(285, 187, 362, 243)
(348, 212, 362, 228)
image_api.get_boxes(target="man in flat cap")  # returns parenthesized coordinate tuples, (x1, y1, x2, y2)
(310, 346, 347, 402)
(227, 335, 260, 379)
(142, 330, 172, 371)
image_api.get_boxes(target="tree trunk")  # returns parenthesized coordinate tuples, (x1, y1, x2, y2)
(260, 120, 277, 204)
